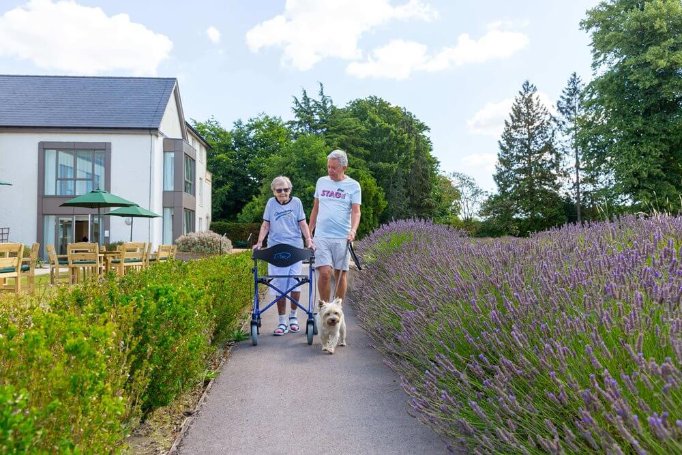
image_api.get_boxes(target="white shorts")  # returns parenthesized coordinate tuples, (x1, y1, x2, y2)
(268, 261, 303, 297)
(313, 237, 349, 271)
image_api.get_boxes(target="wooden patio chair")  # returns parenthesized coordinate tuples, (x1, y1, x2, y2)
(149, 244, 173, 264)
(109, 242, 146, 276)
(67, 242, 100, 284)
(47, 244, 69, 285)
(19, 242, 40, 293)
(0, 243, 24, 293)
(143, 242, 152, 267)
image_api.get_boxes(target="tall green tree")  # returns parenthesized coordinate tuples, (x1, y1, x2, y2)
(449, 172, 486, 222)
(191, 117, 236, 221)
(577, 102, 631, 220)
(231, 114, 291, 190)
(237, 134, 328, 223)
(489, 80, 565, 235)
(430, 173, 461, 225)
(556, 72, 587, 223)
(289, 83, 335, 137)
(193, 115, 291, 221)
(581, 0, 682, 211)
(337, 97, 439, 222)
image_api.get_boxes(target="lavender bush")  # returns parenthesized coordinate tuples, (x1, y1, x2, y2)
(348, 217, 682, 453)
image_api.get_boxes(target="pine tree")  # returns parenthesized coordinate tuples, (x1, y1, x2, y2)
(492, 81, 565, 235)
(556, 72, 586, 223)
(289, 83, 334, 137)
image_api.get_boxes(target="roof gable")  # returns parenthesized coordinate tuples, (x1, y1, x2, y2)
(0, 75, 177, 129)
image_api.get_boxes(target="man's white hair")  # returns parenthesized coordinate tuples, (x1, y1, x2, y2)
(327, 149, 348, 167)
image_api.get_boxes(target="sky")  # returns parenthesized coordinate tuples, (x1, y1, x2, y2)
(0, 0, 601, 192)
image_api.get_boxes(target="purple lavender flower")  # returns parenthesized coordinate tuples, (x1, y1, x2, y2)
(348, 216, 682, 452)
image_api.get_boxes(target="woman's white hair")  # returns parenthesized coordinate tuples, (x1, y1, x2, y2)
(270, 175, 292, 191)
(327, 149, 348, 167)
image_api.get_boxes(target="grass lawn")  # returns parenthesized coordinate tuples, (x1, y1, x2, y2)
(2, 270, 58, 294)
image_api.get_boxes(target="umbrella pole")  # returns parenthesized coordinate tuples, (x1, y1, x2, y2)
(130, 218, 134, 242)
(98, 208, 103, 246)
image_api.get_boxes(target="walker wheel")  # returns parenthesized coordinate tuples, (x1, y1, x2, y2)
(250, 321, 258, 346)
(306, 320, 314, 345)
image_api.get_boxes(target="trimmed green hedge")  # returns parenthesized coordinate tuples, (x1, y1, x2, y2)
(0, 252, 253, 452)
(210, 221, 260, 248)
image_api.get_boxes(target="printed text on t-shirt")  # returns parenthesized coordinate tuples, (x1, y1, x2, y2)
(274, 209, 293, 220)
(321, 189, 347, 199)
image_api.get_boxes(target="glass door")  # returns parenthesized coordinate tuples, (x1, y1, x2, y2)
(57, 217, 74, 255)
(44, 215, 96, 256)
(75, 217, 89, 242)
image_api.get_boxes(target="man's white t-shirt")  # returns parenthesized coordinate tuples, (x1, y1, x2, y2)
(313, 176, 361, 239)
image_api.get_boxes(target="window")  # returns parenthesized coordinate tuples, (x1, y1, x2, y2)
(183, 209, 195, 234)
(199, 177, 203, 207)
(163, 152, 174, 191)
(44, 148, 105, 196)
(163, 207, 173, 244)
(198, 217, 203, 232)
(184, 155, 195, 195)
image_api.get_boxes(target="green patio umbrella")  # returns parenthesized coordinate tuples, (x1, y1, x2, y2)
(0, 180, 11, 185)
(60, 189, 137, 244)
(105, 205, 161, 242)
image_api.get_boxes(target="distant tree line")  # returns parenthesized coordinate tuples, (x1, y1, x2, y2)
(192, 86, 460, 238)
(195, 0, 682, 238)
(482, 0, 682, 236)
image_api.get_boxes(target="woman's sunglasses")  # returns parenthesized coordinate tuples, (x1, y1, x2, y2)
(275, 188, 291, 193)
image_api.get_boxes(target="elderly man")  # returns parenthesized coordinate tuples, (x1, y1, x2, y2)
(309, 149, 362, 303)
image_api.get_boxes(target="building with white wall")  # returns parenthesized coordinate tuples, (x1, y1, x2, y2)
(186, 123, 212, 236)
(0, 75, 212, 256)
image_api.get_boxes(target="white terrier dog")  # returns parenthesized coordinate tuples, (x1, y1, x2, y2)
(318, 298, 346, 354)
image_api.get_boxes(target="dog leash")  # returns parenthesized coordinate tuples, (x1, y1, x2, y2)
(329, 241, 359, 300)
(347, 240, 362, 270)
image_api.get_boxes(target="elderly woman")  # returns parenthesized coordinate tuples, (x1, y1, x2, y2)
(253, 176, 314, 335)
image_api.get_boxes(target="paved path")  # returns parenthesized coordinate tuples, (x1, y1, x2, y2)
(177, 267, 448, 455)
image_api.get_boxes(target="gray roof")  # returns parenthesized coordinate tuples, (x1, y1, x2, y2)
(0, 75, 177, 129)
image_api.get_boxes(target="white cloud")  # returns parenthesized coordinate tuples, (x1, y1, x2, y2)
(0, 0, 172, 75)
(467, 98, 513, 137)
(346, 40, 428, 80)
(206, 26, 221, 44)
(460, 153, 498, 191)
(347, 23, 528, 79)
(461, 152, 497, 170)
(245, 0, 437, 71)
(426, 26, 528, 70)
